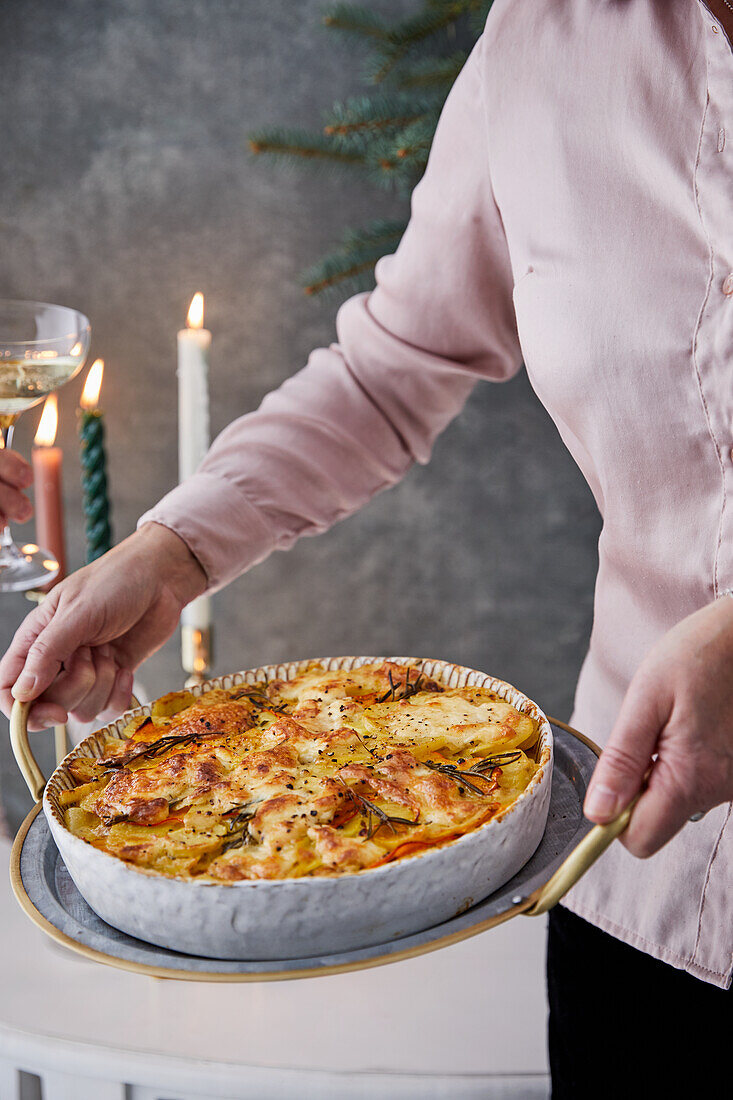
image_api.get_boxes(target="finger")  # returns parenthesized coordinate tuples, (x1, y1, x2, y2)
(31, 647, 97, 720)
(0, 449, 33, 489)
(96, 668, 135, 724)
(26, 702, 70, 731)
(9, 601, 94, 704)
(0, 483, 32, 523)
(28, 665, 135, 731)
(584, 674, 670, 824)
(620, 743, 721, 858)
(69, 645, 118, 724)
(619, 765, 692, 858)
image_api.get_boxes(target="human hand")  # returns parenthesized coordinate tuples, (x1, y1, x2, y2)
(584, 596, 733, 857)
(0, 523, 207, 730)
(0, 444, 34, 526)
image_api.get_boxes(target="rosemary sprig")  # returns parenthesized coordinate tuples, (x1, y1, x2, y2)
(342, 782, 417, 839)
(376, 669, 425, 704)
(350, 727, 378, 758)
(229, 687, 288, 714)
(422, 760, 491, 797)
(221, 802, 261, 852)
(470, 751, 522, 771)
(423, 751, 522, 796)
(101, 731, 210, 771)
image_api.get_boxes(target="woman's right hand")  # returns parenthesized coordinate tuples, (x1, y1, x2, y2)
(0, 523, 207, 730)
(0, 444, 34, 527)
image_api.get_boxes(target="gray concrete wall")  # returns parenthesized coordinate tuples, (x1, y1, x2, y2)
(0, 0, 600, 832)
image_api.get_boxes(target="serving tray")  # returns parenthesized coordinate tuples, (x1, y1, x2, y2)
(10, 720, 605, 982)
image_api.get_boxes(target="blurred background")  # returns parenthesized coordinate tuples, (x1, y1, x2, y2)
(0, 0, 600, 834)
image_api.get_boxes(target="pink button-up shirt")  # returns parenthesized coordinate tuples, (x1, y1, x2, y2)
(141, 0, 733, 987)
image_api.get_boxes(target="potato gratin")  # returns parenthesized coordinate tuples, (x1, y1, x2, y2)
(60, 663, 541, 881)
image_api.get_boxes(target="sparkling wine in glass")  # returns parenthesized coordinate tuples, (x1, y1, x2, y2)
(0, 300, 90, 592)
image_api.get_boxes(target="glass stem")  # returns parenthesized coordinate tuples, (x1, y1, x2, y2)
(1, 423, 16, 547)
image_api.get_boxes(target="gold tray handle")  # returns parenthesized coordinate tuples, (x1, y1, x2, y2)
(523, 793, 640, 916)
(9, 694, 140, 803)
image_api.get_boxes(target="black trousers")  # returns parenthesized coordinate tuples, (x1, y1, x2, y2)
(547, 906, 732, 1099)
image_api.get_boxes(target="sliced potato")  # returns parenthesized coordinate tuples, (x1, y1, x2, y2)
(151, 690, 196, 719)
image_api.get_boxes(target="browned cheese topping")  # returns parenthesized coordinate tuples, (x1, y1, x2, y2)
(60, 662, 540, 881)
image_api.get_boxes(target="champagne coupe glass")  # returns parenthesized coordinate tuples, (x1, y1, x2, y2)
(0, 300, 90, 592)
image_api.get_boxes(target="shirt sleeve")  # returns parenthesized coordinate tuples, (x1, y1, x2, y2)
(138, 33, 522, 591)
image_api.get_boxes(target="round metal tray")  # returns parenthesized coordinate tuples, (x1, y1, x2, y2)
(11, 720, 602, 982)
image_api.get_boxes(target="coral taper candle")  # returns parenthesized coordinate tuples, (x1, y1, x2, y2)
(178, 294, 211, 642)
(78, 358, 112, 563)
(32, 394, 66, 587)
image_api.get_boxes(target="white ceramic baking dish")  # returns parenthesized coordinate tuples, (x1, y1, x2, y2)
(16, 655, 553, 960)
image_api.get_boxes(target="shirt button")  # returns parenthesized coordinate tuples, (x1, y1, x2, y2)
(723, 273, 733, 297)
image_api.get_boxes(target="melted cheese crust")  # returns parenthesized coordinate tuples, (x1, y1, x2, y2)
(62, 663, 541, 881)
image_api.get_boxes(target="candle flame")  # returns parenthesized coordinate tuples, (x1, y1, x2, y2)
(187, 293, 204, 330)
(193, 629, 207, 672)
(81, 359, 104, 410)
(34, 394, 59, 447)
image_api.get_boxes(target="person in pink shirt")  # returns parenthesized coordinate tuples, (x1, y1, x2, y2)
(2, 1, 732, 1094)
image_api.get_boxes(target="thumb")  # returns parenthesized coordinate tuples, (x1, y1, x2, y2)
(584, 673, 668, 823)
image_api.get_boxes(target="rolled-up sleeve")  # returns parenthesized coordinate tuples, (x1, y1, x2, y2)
(138, 32, 522, 591)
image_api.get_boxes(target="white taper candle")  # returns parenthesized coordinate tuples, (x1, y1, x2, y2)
(178, 293, 211, 632)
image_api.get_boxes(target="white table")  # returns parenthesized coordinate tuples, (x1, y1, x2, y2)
(0, 835, 550, 1099)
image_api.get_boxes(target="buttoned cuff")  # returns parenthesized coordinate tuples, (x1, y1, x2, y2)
(137, 472, 276, 593)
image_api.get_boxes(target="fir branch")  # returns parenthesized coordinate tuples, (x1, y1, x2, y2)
(387, 1, 475, 46)
(248, 128, 367, 173)
(363, 120, 434, 190)
(249, 0, 490, 305)
(393, 52, 466, 91)
(322, 4, 391, 40)
(302, 219, 407, 297)
(323, 93, 432, 143)
(365, 4, 469, 82)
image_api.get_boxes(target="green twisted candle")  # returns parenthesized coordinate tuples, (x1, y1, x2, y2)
(78, 408, 112, 562)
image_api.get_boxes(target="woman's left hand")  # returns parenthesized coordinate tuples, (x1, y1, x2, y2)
(584, 595, 733, 857)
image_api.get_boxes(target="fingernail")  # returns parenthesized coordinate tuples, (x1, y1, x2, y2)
(12, 673, 37, 700)
(585, 784, 620, 821)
